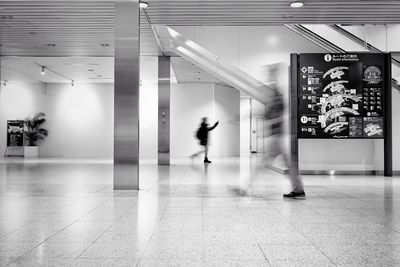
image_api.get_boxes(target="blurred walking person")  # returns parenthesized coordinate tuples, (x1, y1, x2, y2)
(266, 88, 305, 199)
(190, 117, 219, 163)
(232, 63, 305, 199)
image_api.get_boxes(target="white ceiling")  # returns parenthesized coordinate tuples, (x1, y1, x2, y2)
(0, 56, 214, 84)
(171, 57, 220, 83)
(1, 57, 114, 83)
(1, 0, 400, 85)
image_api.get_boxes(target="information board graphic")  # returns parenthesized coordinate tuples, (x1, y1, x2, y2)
(7, 120, 24, 146)
(297, 53, 387, 139)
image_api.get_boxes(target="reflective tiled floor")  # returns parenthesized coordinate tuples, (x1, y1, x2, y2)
(1, 156, 400, 266)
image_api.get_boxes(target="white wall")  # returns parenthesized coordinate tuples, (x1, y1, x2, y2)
(0, 80, 158, 159)
(39, 83, 113, 158)
(214, 84, 240, 157)
(0, 81, 114, 159)
(0, 56, 159, 160)
(139, 57, 158, 160)
(171, 83, 214, 158)
(299, 140, 376, 171)
(0, 58, 241, 160)
(240, 98, 251, 154)
(171, 25, 400, 171)
(170, 82, 241, 159)
(0, 82, 46, 155)
(343, 25, 400, 52)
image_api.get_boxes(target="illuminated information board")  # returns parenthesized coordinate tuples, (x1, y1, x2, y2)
(297, 53, 389, 139)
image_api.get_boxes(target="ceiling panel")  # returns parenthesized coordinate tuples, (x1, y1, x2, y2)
(146, 0, 400, 25)
(1, 0, 400, 57)
(171, 57, 234, 89)
(171, 56, 219, 83)
(0, 1, 161, 56)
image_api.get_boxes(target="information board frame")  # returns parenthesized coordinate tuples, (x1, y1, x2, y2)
(7, 120, 24, 147)
(297, 53, 388, 139)
(290, 53, 392, 177)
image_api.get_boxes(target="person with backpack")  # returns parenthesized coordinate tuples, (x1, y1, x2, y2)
(190, 117, 219, 163)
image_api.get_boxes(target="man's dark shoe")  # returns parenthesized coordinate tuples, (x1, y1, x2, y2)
(283, 191, 306, 199)
(231, 187, 248, 197)
(204, 158, 211, 163)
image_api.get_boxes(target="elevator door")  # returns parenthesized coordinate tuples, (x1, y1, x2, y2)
(251, 118, 265, 153)
(256, 118, 265, 153)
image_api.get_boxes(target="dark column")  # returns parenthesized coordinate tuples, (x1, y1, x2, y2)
(158, 56, 170, 165)
(384, 53, 393, 177)
(290, 54, 299, 177)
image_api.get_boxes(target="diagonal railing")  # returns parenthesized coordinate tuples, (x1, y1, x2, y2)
(328, 24, 400, 69)
(152, 25, 274, 105)
(285, 24, 400, 92)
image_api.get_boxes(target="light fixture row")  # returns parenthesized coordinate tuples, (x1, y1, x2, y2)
(38, 65, 75, 86)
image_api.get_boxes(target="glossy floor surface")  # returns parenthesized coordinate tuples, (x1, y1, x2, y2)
(1, 157, 400, 266)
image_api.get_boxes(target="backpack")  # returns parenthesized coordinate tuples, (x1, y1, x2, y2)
(196, 126, 207, 140)
(196, 128, 202, 140)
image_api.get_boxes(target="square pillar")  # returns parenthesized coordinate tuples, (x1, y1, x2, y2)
(114, 0, 140, 189)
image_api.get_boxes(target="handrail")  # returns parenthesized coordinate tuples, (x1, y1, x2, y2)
(284, 24, 400, 92)
(152, 25, 274, 104)
(328, 24, 400, 69)
(285, 24, 345, 53)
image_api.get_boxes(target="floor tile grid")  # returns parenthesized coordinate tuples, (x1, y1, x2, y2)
(285, 193, 400, 266)
(136, 163, 260, 266)
(225, 161, 336, 265)
(273, 200, 357, 265)
(144, 164, 190, 191)
(209, 163, 269, 266)
(233, 200, 273, 266)
(2, 158, 400, 267)
(70, 214, 130, 264)
(0, 200, 87, 241)
(5, 199, 114, 266)
(130, 196, 178, 267)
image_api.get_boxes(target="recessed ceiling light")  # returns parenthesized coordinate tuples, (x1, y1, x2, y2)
(139, 1, 149, 8)
(283, 14, 294, 18)
(100, 43, 110, 47)
(47, 44, 56, 47)
(290, 1, 304, 8)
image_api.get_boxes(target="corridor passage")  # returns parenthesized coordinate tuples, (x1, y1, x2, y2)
(1, 157, 400, 266)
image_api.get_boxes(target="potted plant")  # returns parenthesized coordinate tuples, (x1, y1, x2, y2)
(24, 112, 48, 158)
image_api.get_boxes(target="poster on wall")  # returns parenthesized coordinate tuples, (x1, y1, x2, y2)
(7, 120, 24, 146)
(297, 53, 387, 139)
